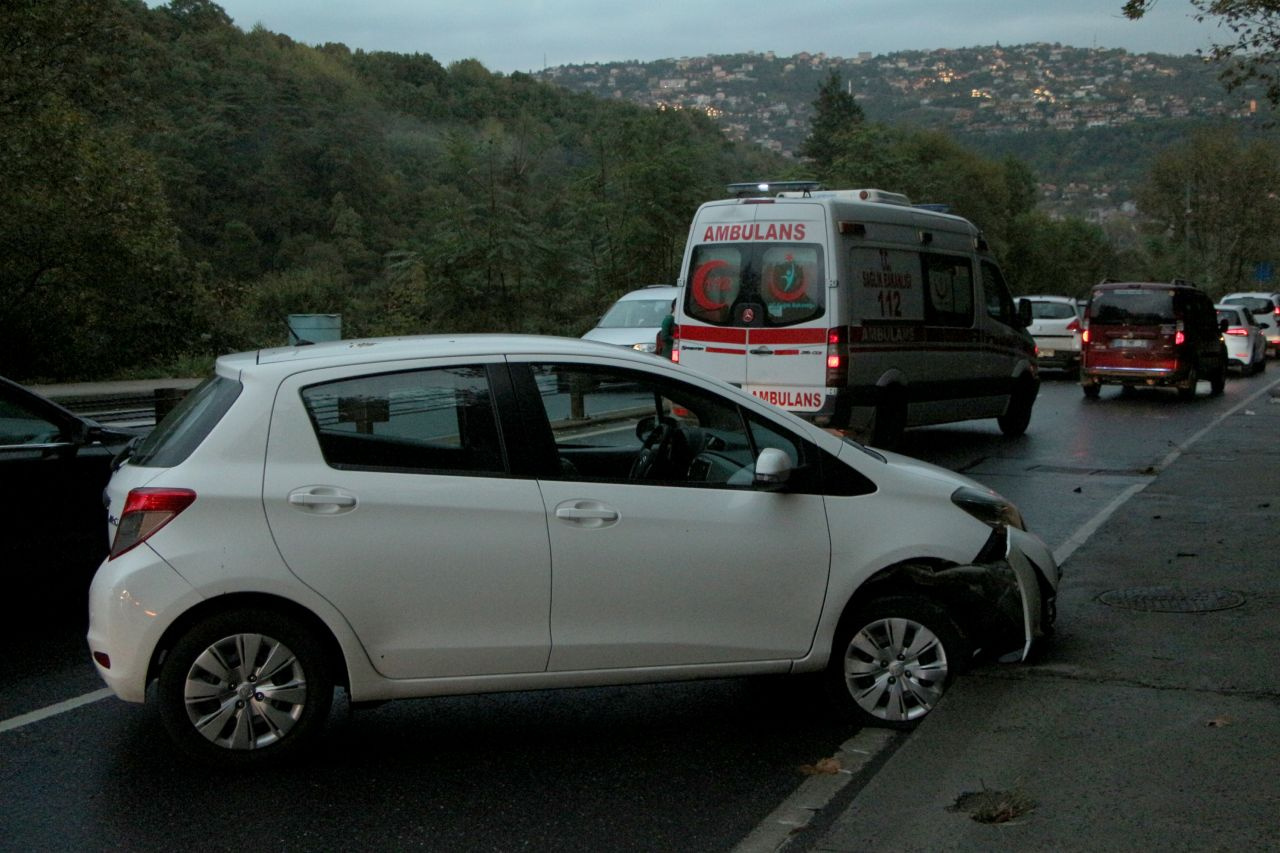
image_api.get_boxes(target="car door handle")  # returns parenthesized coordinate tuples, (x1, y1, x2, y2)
(749, 347, 774, 355)
(288, 487, 357, 512)
(554, 500, 620, 529)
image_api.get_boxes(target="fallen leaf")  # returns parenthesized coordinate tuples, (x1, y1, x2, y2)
(799, 757, 842, 775)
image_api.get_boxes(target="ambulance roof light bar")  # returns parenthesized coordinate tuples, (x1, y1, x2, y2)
(727, 180, 824, 198)
(774, 188, 915, 207)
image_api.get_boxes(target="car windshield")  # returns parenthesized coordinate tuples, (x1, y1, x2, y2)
(597, 298, 672, 329)
(1090, 290, 1175, 325)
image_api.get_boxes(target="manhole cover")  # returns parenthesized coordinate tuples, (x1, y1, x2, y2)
(1098, 586, 1246, 613)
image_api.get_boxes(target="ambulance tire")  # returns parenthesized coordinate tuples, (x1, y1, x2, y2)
(997, 376, 1037, 438)
(869, 390, 906, 450)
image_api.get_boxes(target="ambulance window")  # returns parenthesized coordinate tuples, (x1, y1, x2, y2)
(923, 254, 974, 327)
(980, 261, 1016, 325)
(685, 243, 825, 327)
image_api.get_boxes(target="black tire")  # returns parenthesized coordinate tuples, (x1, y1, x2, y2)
(1259, 357, 1268, 374)
(1176, 365, 1199, 400)
(825, 596, 968, 729)
(1081, 380, 1101, 399)
(1209, 360, 1226, 396)
(997, 377, 1038, 438)
(870, 388, 906, 450)
(158, 608, 333, 766)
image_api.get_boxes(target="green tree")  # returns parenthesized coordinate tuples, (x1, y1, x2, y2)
(1133, 127, 1280, 294)
(1123, 0, 1280, 106)
(799, 70, 865, 173)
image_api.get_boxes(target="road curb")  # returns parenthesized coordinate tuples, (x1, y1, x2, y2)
(733, 728, 901, 853)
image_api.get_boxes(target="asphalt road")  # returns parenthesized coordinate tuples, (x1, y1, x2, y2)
(3, 369, 1274, 851)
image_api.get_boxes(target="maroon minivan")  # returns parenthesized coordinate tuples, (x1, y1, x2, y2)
(1080, 281, 1228, 400)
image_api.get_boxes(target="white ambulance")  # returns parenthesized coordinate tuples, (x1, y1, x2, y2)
(672, 183, 1038, 447)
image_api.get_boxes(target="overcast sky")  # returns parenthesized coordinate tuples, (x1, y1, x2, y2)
(203, 1, 1223, 73)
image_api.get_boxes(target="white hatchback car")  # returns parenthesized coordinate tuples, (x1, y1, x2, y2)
(581, 285, 678, 353)
(1016, 295, 1082, 374)
(89, 335, 1059, 765)
(1219, 291, 1280, 356)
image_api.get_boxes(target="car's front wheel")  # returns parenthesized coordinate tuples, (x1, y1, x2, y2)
(158, 608, 333, 765)
(826, 596, 968, 728)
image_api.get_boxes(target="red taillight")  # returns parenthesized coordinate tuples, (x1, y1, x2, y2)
(1066, 318, 1080, 332)
(826, 327, 848, 386)
(670, 324, 680, 364)
(109, 487, 196, 559)
(1175, 330, 1186, 346)
(1225, 328, 1248, 336)
(1082, 328, 1090, 344)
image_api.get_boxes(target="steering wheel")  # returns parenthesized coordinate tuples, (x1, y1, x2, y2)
(630, 416, 678, 480)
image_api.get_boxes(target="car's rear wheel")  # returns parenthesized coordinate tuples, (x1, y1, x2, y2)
(1081, 380, 1101, 399)
(997, 377, 1037, 438)
(1209, 359, 1226, 395)
(158, 609, 333, 765)
(1177, 365, 1199, 400)
(870, 388, 907, 450)
(826, 596, 968, 728)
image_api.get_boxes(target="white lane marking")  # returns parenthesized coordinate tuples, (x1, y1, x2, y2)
(0, 688, 114, 734)
(1053, 376, 1280, 567)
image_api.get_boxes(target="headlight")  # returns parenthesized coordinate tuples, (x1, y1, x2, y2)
(631, 342, 657, 352)
(951, 486, 1025, 531)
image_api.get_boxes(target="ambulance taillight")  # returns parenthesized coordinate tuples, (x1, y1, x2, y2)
(671, 324, 681, 364)
(826, 327, 848, 387)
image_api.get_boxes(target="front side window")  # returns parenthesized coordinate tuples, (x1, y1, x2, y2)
(527, 363, 804, 488)
(924, 254, 974, 327)
(0, 394, 61, 447)
(685, 243, 825, 327)
(981, 261, 1017, 325)
(302, 366, 504, 475)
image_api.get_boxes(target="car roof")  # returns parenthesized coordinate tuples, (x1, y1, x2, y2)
(1018, 294, 1076, 302)
(616, 285, 678, 300)
(218, 334, 673, 375)
(1221, 291, 1280, 301)
(1090, 281, 1200, 292)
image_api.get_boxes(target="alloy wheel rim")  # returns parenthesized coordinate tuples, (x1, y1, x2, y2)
(844, 617, 949, 722)
(182, 632, 308, 750)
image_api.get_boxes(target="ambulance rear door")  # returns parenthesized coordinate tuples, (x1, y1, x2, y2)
(679, 200, 831, 414)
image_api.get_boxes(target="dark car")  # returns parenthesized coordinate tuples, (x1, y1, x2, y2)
(1080, 281, 1228, 400)
(1, 376, 140, 626)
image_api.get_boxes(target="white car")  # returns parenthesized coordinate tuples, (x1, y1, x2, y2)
(582, 285, 678, 352)
(1215, 304, 1268, 375)
(1219, 291, 1280, 355)
(1016, 295, 1082, 374)
(89, 335, 1059, 765)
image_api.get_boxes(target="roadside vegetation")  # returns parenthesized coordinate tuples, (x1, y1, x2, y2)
(3, 0, 1277, 382)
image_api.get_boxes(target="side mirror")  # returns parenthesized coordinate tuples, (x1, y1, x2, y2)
(753, 447, 792, 490)
(1016, 299, 1033, 329)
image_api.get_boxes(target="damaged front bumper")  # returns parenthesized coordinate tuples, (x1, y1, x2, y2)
(896, 527, 1060, 663)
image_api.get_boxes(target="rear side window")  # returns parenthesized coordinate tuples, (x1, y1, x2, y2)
(130, 376, 241, 467)
(598, 298, 673, 329)
(923, 254, 974, 327)
(685, 242, 825, 327)
(301, 366, 505, 475)
(1224, 296, 1273, 315)
(1090, 290, 1175, 325)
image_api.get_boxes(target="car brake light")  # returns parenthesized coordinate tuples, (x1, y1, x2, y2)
(671, 324, 680, 364)
(109, 487, 196, 559)
(1082, 328, 1090, 344)
(1066, 318, 1080, 332)
(1225, 328, 1248, 336)
(1175, 330, 1186, 345)
(826, 327, 848, 386)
